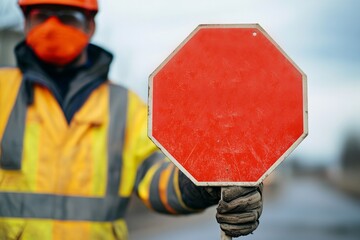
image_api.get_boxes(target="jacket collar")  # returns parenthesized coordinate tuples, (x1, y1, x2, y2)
(15, 41, 114, 124)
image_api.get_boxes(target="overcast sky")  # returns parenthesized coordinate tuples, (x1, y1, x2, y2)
(1, 0, 359, 165)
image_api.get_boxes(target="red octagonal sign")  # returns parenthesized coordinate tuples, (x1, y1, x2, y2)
(149, 24, 308, 186)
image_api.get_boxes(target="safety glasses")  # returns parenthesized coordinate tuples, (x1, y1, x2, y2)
(28, 8, 90, 29)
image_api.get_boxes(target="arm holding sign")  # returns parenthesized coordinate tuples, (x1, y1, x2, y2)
(134, 156, 263, 237)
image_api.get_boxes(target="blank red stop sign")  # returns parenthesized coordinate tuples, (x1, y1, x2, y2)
(149, 24, 308, 186)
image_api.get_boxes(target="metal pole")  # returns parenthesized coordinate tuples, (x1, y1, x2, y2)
(221, 230, 232, 240)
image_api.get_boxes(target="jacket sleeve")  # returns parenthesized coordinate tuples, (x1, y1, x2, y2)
(126, 91, 218, 214)
(134, 153, 196, 214)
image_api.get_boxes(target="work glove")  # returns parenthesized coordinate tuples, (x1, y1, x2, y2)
(178, 171, 263, 237)
(216, 185, 263, 238)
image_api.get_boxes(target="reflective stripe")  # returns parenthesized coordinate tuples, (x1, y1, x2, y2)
(107, 84, 128, 195)
(170, 168, 197, 213)
(0, 80, 27, 170)
(23, 122, 40, 191)
(135, 151, 165, 187)
(91, 122, 107, 196)
(137, 160, 164, 209)
(0, 192, 129, 221)
(149, 161, 171, 213)
(134, 151, 166, 208)
(159, 164, 177, 214)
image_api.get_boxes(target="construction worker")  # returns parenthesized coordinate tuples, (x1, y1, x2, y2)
(0, 0, 263, 239)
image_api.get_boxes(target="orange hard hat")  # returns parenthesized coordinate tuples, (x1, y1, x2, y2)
(18, 0, 98, 12)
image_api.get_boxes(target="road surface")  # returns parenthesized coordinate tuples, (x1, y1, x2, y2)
(126, 175, 360, 240)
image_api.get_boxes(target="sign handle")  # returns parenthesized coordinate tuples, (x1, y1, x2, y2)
(220, 187, 232, 240)
(221, 230, 232, 240)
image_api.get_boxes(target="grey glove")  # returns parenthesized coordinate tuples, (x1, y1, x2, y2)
(216, 184, 263, 238)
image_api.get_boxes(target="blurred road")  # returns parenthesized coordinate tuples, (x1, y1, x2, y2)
(126, 175, 360, 240)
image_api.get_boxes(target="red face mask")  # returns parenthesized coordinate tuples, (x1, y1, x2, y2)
(26, 17, 89, 66)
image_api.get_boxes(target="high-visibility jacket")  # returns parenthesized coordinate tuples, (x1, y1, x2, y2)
(0, 46, 199, 239)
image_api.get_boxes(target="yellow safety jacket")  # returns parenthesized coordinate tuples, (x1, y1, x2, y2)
(0, 50, 197, 238)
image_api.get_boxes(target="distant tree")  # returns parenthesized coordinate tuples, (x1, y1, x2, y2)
(340, 132, 360, 170)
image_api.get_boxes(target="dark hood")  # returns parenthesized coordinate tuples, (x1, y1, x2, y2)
(15, 41, 113, 123)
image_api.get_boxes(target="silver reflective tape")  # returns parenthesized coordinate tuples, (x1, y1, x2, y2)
(107, 84, 128, 195)
(0, 192, 129, 221)
(0, 80, 27, 170)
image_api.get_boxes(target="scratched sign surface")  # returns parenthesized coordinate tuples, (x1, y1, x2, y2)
(148, 24, 308, 186)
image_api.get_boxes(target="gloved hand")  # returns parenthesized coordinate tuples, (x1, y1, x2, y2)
(178, 171, 263, 238)
(216, 184, 263, 238)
